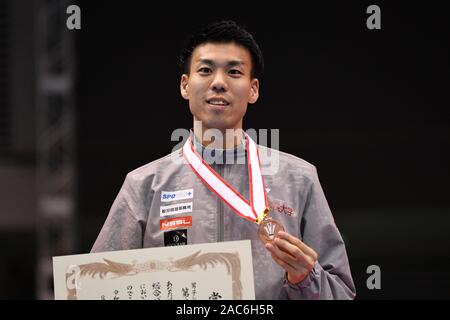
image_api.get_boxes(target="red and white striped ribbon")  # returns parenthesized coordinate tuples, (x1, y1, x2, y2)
(182, 133, 269, 224)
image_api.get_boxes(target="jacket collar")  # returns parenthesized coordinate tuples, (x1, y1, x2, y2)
(190, 130, 247, 165)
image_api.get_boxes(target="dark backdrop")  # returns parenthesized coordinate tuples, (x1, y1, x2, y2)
(75, 1, 450, 299)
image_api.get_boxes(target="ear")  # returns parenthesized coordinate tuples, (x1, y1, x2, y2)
(248, 78, 259, 104)
(180, 74, 190, 100)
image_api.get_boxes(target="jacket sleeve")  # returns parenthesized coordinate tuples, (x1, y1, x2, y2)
(91, 173, 149, 253)
(283, 166, 356, 300)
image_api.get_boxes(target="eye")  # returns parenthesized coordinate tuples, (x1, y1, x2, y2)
(198, 67, 212, 75)
(229, 69, 243, 76)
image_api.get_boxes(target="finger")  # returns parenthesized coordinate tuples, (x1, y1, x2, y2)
(274, 237, 309, 261)
(277, 231, 318, 260)
(267, 241, 305, 269)
(276, 231, 310, 252)
(266, 243, 312, 278)
(267, 248, 298, 274)
(273, 238, 315, 271)
(265, 242, 275, 252)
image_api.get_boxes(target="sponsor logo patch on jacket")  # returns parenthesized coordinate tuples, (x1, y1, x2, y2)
(269, 199, 295, 217)
(160, 202, 193, 217)
(164, 229, 187, 246)
(160, 216, 192, 231)
(161, 188, 194, 202)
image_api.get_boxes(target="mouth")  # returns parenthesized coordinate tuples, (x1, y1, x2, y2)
(206, 97, 230, 107)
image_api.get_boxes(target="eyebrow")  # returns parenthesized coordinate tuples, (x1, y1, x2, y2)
(197, 59, 245, 68)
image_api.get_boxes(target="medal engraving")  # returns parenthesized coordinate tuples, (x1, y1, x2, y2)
(258, 217, 285, 244)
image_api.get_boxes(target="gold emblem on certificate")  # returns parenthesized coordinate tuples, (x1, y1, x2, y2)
(258, 217, 285, 244)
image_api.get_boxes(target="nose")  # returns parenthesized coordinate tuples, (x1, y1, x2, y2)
(210, 70, 228, 93)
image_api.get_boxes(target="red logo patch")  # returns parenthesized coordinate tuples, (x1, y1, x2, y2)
(160, 216, 192, 231)
(268, 199, 295, 217)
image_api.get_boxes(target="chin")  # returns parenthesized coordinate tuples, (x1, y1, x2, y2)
(203, 121, 230, 131)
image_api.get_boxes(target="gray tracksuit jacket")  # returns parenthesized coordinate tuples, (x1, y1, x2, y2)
(91, 136, 356, 300)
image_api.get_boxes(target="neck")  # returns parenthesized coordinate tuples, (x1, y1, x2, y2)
(193, 121, 244, 150)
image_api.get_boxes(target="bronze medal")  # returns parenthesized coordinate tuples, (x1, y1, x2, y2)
(258, 217, 285, 244)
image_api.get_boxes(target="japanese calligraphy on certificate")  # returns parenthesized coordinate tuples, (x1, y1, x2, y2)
(53, 240, 255, 300)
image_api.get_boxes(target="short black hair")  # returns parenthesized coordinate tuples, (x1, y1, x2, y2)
(179, 20, 264, 79)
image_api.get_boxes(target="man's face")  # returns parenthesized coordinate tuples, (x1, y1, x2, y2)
(180, 42, 259, 132)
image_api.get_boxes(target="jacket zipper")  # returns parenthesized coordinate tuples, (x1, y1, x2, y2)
(217, 164, 224, 242)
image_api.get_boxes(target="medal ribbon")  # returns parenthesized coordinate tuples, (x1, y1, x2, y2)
(182, 133, 269, 224)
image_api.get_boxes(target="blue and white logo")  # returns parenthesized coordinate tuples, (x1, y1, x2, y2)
(161, 188, 194, 202)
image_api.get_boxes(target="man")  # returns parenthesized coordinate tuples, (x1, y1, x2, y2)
(92, 20, 356, 299)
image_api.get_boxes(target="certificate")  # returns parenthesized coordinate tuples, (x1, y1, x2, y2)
(53, 240, 255, 300)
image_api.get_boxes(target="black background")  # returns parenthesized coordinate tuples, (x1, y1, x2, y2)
(1, 0, 449, 299)
(74, 1, 450, 299)
(75, 1, 450, 299)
